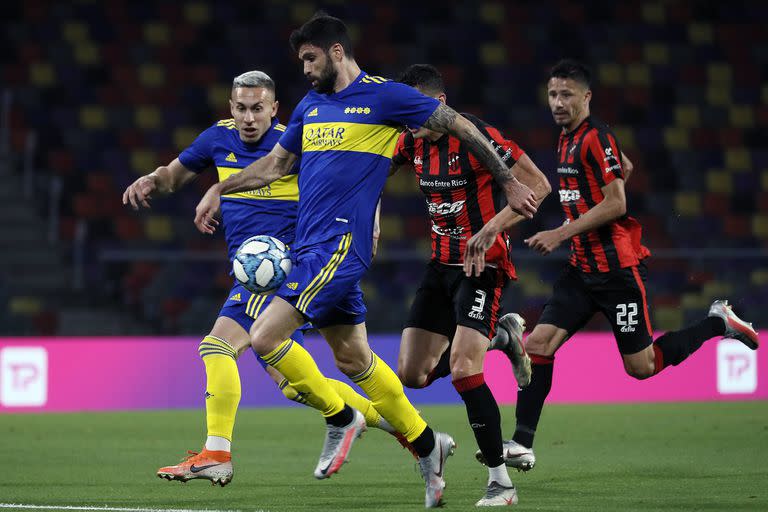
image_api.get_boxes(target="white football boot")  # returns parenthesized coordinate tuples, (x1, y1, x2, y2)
(475, 481, 519, 507)
(708, 299, 759, 350)
(418, 432, 456, 508)
(490, 313, 531, 388)
(476, 439, 535, 472)
(313, 408, 366, 479)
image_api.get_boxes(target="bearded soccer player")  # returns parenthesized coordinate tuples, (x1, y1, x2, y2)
(122, 71, 405, 487)
(481, 59, 759, 472)
(194, 13, 538, 508)
(390, 64, 550, 506)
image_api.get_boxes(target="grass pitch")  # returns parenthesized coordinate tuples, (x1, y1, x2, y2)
(1, 402, 766, 511)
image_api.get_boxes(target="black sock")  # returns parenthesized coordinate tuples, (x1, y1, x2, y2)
(325, 404, 354, 427)
(454, 373, 504, 467)
(411, 425, 436, 457)
(653, 317, 725, 367)
(423, 347, 452, 387)
(513, 356, 554, 449)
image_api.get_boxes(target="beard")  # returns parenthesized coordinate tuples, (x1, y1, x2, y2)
(313, 59, 338, 95)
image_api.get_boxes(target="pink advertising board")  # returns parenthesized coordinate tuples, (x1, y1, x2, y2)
(0, 332, 765, 412)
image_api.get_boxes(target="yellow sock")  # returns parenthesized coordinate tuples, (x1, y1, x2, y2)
(198, 336, 241, 441)
(262, 339, 344, 417)
(351, 351, 427, 442)
(326, 379, 383, 428)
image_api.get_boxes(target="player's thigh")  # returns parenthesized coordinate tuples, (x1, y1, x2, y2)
(209, 316, 252, 355)
(534, 265, 596, 355)
(215, 282, 265, 354)
(249, 296, 306, 355)
(453, 265, 509, 340)
(318, 321, 372, 376)
(593, 264, 654, 356)
(398, 328, 450, 387)
(450, 325, 490, 379)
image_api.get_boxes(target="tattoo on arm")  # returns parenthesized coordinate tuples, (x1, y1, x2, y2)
(424, 104, 517, 186)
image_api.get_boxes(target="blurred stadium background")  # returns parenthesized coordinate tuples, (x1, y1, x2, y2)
(1, 1, 767, 510)
(0, 0, 766, 337)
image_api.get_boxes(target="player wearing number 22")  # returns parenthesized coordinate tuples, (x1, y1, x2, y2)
(493, 59, 761, 471)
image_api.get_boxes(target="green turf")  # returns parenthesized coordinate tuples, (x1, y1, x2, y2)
(1, 402, 767, 511)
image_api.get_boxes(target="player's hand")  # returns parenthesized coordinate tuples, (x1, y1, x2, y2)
(463, 226, 497, 277)
(505, 181, 538, 219)
(194, 185, 222, 234)
(371, 235, 380, 260)
(122, 175, 157, 210)
(525, 229, 563, 255)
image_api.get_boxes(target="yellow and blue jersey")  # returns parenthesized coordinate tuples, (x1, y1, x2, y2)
(179, 118, 299, 261)
(279, 71, 439, 265)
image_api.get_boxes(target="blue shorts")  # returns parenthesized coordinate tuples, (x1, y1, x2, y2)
(219, 282, 305, 368)
(276, 232, 367, 328)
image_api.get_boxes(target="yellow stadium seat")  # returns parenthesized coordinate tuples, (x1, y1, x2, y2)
(174, 127, 199, 151)
(729, 106, 754, 128)
(762, 170, 768, 190)
(626, 63, 650, 86)
(292, 3, 316, 23)
(707, 63, 732, 84)
(598, 63, 623, 86)
(753, 215, 768, 239)
(9, 297, 42, 315)
(750, 269, 768, 286)
(481, 44, 506, 66)
(681, 293, 709, 310)
(184, 2, 209, 24)
(654, 306, 683, 331)
(29, 63, 55, 87)
(74, 43, 100, 66)
(384, 170, 419, 196)
(762, 85, 768, 105)
(644, 43, 669, 65)
(208, 85, 230, 109)
(139, 64, 165, 87)
(135, 106, 162, 130)
(62, 22, 89, 43)
(480, 3, 505, 24)
(379, 215, 403, 239)
(706, 85, 730, 106)
(642, 3, 665, 23)
(144, 22, 170, 45)
(612, 126, 635, 149)
(675, 106, 700, 127)
(145, 216, 173, 241)
(706, 170, 732, 193)
(674, 192, 701, 217)
(724, 149, 751, 172)
(131, 150, 157, 175)
(663, 127, 688, 150)
(688, 23, 713, 44)
(80, 106, 107, 130)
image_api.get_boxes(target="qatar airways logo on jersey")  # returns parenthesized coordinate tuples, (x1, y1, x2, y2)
(428, 199, 466, 217)
(303, 126, 346, 148)
(559, 189, 581, 203)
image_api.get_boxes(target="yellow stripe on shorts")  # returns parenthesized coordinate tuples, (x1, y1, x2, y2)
(296, 233, 353, 313)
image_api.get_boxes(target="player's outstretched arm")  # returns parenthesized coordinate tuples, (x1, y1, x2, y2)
(194, 144, 297, 234)
(422, 104, 538, 218)
(525, 178, 627, 255)
(122, 158, 197, 210)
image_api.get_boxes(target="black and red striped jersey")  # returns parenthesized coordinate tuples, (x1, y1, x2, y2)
(392, 113, 524, 278)
(556, 116, 650, 273)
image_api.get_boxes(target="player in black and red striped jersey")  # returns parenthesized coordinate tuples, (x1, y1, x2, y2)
(389, 64, 551, 506)
(481, 60, 760, 472)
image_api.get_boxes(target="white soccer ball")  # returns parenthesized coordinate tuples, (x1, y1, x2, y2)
(233, 235, 292, 294)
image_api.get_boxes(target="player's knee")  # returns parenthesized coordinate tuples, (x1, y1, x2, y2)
(333, 351, 366, 377)
(449, 352, 483, 380)
(524, 332, 556, 357)
(625, 363, 654, 380)
(397, 365, 427, 389)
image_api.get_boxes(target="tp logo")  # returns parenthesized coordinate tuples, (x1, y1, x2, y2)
(1, 347, 48, 407)
(716, 340, 757, 394)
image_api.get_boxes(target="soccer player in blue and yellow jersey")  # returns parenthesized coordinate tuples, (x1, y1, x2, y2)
(194, 14, 538, 507)
(122, 71, 405, 487)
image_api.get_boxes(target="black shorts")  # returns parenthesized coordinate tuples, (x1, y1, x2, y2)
(538, 263, 653, 354)
(405, 260, 510, 340)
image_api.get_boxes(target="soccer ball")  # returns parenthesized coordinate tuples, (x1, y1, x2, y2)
(233, 235, 292, 294)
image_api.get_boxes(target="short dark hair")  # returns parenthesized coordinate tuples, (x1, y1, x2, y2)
(289, 11, 353, 57)
(397, 64, 444, 95)
(550, 59, 592, 88)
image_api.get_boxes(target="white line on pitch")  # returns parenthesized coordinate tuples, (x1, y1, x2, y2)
(0, 505, 245, 512)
